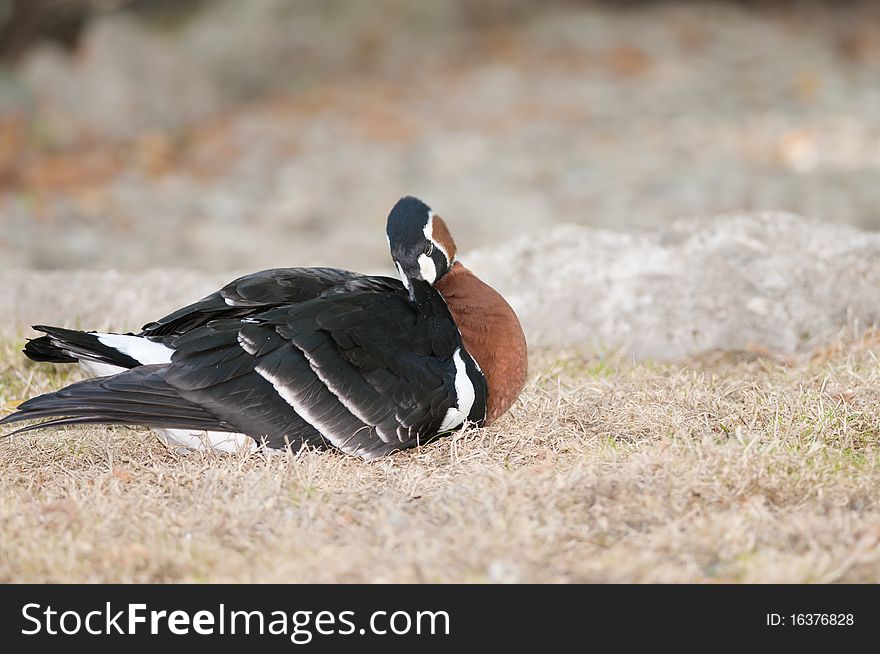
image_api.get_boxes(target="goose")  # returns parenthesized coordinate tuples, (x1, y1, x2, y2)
(1, 196, 528, 459)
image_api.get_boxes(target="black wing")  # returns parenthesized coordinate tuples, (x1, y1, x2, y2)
(4, 281, 488, 459)
(23, 267, 404, 367)
(140, 267, 403, 342)
(0, 365, 234, 434)
(164, 281, 487, 458)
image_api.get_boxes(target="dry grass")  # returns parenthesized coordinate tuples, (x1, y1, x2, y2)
(1, 333, 880, 583)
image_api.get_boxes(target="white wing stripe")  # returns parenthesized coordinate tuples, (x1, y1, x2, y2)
(289, 341, 397, 443)
(255, 365, 337, 444)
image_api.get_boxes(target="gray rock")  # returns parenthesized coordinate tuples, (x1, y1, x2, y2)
(464, 211, 880, 358)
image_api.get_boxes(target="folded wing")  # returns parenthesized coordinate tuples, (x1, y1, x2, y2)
(4, 283, 487, 459)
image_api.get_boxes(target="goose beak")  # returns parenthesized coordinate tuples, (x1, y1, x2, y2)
(394, 261, 420, 303)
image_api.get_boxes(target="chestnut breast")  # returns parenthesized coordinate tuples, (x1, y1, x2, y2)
(434, 262, 528, 425)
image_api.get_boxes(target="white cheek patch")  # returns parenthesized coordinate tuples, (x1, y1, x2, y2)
(418, 253, 437, 284)
(423, 211, 451, 263)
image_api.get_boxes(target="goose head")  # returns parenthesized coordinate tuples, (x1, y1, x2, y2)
(386, 196, 457, 301)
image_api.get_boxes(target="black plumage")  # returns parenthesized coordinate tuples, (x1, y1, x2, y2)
(142, 267, 395, 343)
(24, 268, 401, 369)
(2, 365, 234, 434)
(3, 274, 488, 459)
(3, 196, 515, 459)
(25, 325, 142, 368)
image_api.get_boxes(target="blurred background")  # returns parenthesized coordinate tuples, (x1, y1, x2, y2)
(0, 0, 878, 273)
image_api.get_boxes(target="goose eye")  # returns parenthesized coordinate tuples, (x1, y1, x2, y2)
(424, 243, 434, 256)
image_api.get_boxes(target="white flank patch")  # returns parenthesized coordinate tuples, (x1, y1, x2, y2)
(96, 333, 174, 365)
(418, 253, 437, 284)
(79, 360, 127, 378)
(155, 428, 257, 453)
(439, 348, 476, 431)
(395, 262, 411, 290)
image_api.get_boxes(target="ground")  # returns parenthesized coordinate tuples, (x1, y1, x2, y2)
(2, 335, 878, 583)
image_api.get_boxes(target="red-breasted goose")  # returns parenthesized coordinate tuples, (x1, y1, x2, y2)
(1, 196, 528, 459)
